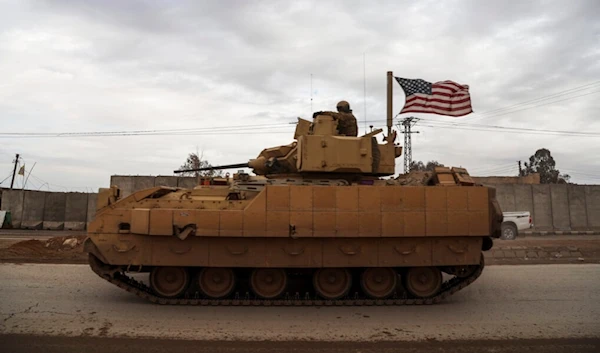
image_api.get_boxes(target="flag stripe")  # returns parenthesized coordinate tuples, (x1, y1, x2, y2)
(403, 100, 473, 111)
(405, 95, 472, 105)
(433, 81, 468, 91)
(401, 106, 473, 117)
(431, 87, 455, 95)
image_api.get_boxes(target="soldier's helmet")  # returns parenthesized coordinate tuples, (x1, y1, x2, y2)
(336, 100, 351, 113)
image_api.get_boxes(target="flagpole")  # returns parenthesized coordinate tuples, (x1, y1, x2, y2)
(387, 71, 393, 135)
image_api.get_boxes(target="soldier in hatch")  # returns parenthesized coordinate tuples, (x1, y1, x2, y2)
(313, 100, 359, 136)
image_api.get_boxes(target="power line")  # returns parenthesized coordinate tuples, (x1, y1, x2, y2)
(0, 123, 295, 138)
(418, 122, 600, 138)
(469, 90, 600, 121)
(462, 80, 600, 122)
(0, 172, 13, 185)
(467, 163, 518, 173)
(420, 119, 600, 136)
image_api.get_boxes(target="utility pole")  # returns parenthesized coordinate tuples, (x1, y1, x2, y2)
(518, 160, 523, 176)
(10, 153, 20, 189)
(400, 117, 419, 173)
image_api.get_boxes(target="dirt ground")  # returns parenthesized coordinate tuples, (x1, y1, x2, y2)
(0, 234, 88, 264)
(0, 231, 598, 265)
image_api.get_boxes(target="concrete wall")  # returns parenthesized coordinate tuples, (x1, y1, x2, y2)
(87, 193, 98, 224)
(586, 186, 600, 228)
(22, 191, 47, 229)
(486, 184, 600, 231)
(155, 176, 178, 187)
(177, 177, 197, 189)
(110, 176, 135, 198)
(532, 185, 553, 230)
(43, 192, 67, 230)
(550, 185, 570, 230)
(65, 193, 89, 230)
(568, 185, 588, 230)
(0, 190, 24, 228)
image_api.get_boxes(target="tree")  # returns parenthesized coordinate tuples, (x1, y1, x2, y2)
(523, 148, 570, 184)
(409, 160, 445, 172)
(178, 150, 222, 177)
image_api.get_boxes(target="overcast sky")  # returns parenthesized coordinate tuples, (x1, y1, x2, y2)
(1, 0, 599, 192)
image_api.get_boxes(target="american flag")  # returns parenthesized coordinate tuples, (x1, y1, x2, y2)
(395, 77, 473, 117)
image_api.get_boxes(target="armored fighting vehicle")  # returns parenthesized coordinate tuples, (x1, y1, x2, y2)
(85, 73, 502, 305)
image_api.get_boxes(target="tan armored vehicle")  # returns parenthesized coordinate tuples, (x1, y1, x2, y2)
(85, 75, 502, 305)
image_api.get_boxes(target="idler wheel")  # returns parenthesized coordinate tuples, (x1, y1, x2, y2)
(360, 267, 397, 299)
(149, 266, 190, 298)
(250, 268, 287, 299)
(404, 267, 442, 298)
(198, 268, 236, 299)
(313, 268, 352, 300)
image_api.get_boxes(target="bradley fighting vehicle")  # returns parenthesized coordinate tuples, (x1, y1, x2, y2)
(85, 72, 503, 305)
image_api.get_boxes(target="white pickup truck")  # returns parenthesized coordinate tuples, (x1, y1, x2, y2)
(501, 211, 533, 240)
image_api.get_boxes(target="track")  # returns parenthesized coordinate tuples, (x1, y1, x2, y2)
(87, 253, 484, 306)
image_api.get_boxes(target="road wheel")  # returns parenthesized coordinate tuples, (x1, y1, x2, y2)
(404, 267, 442, 298)
(500, 223, 518, 240)
(149, 266, 190, 298)
(250, 269, 287, 299)
(313, 268, 352, 300)
(360, 268, 397, 299)
(198, 268, 236, 299)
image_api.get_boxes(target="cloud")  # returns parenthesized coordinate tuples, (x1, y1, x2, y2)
(0, 0, 599, 190)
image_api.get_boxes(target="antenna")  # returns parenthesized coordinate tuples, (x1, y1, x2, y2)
(310, 74, 313, 113)
(363, 52, 367, 134)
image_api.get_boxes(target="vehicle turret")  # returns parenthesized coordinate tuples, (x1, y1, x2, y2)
(174, 115, 403, 178)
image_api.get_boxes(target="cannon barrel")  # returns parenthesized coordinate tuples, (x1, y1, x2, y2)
(173, 162, 249, 174)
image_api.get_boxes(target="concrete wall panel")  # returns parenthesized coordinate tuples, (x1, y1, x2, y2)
(550, 185, 570, 230)
(585, 186, 600, 229)
(155, 176, 178, 188)
(532, 185, 552, 230)
(22, 191, 47, 229)
(492, 184, 516, 212)
(134, 176, 155, 193)
(64, 193, 88, 230)
(513, 185, 534, 215)
(177, 177, 197, 189)
(567, 185, 587, 230)
(43, 192, 67, 230)
(0, 190, 25, 228)
(110, 176, 135, 198)
(87, 193, 98, 223)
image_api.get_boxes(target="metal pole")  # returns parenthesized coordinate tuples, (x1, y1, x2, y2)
(387, 71, 393, 136)
(9, 153, 19, 189)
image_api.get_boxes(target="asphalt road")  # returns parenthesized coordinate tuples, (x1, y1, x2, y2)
(0, 335, 598, 353)
(1, 263, 599, 343)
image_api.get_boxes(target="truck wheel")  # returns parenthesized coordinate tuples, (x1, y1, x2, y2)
(500, 223, 518, 240)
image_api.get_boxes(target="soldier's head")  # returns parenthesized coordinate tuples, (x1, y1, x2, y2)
(336, 100, 351, 113)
